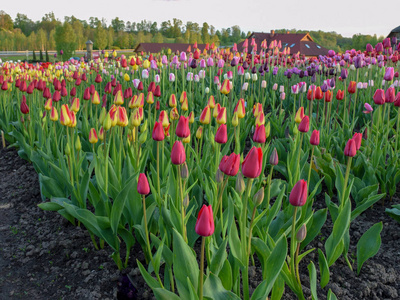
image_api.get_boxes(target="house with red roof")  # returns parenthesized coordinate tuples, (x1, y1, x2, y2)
(238, 31, 329, 58)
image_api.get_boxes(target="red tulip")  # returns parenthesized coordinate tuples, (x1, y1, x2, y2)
(310, 130, 320, 146)
(195, 205, 215, 237)
(242, 146, 263, 178)
(152, 121, 165, 141)
(215, 124, 227, 144)
(175, 116, 190, 138)
(394, 92, 400, 107)
(344, 138, 357, 157)
(289, 179, 308, 206)
(385, 87, 395, 103)
(171, 141, 186, 165)
(1, 81, 8, 91)
(348, 81, 356, 94)
(70, 87, 77, 97)
(352, 133, 362, 150)
(83, 87, 91, 100)
(219, 153, 240, 176)
(253, 124, 266, 143)
(154, 85, 161, 97)
(26, 82, 35, 94)
(104, 82, 112, 94)
(95, 74, 102, 83)
(298, 115, 310, 133)
(336, 90, 344, 100)
(137, 173, 150, 195)
(373, 89, 385, 105)
(148, 81, 156, 93)
(324, 90, 332, 102)
(20, 96, 29, 114)
(315, 86, 323, 100)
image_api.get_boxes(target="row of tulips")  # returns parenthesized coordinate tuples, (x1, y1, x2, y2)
(0, 40, 398, 299)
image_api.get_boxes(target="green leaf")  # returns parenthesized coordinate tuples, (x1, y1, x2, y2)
(327, 289, 338, 300)
(351, 194, 385, 221)
(308, 262, 318, 300)
(270, 275, 285, 300)
(39, 174, 65, 200)
(386, 207, 400, 223)
(203, 273, 241, 300)
(137, 260, 162, 290)
(172, 229, 199, 299)
(356, 222, 382, 275)
(210, 239, 228, 275)
(218, 260, 232, 291)
(325, 200, 351, 266)
(228, 221, 243, 266)
(318, 249, 330, 288)
(300, 209, 327, 251)
(153, 288, 181, 300)
(110, 175, 136, 234)
(250, 236, 287, 300)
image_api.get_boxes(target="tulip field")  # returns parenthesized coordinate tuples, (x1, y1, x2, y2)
(1, 38, 400, 299)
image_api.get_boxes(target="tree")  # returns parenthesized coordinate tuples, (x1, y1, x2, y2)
(0, 10, 13, 31)
(172, 18, 183, 38)
(231, 25, 241, 42)
(14, 13, 35, 36)
(54, 22, 77, 58)
(94, 24, 107, 50)
(202, 22, 210, 44)
(153, 32, 164, 43)
(160, 21, 172, 37)
(72, 20, 85, 50)
(111, 17, 125, 32)
(40, 12, 60, 35)
(36, 28, 47, 51)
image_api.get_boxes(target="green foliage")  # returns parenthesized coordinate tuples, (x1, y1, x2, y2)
(55, 21, 77, 59)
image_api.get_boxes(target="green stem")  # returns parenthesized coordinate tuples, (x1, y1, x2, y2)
(266, 166, 274, 207)
(143, 195, 164, 288)
(178, 165, 187, 243)
(241, 178, 254, 300)
(290, 206, 298, 281)
(307, 146, 315, 186)
(395, 108, 400, 155)
(340, 156, 352, 209)
(198, 236, 205, 300)
(157, 141, 160, 196)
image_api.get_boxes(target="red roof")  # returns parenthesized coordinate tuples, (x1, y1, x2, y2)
(134, 43, 207, 54)
(238, 32, 329, 57)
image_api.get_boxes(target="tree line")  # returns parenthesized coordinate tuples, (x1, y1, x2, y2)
(0, 10, 387, 58)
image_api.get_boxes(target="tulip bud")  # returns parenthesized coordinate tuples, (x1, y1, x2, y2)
(215, 168, 224, 183)
(183, 194, 189, 209)
(296, 224, 307, 242)
(235, 172, 245, 195)
(89, 128, 98, 144)
(65, 143, 71, 156)
(103, 112, 112, 131)
(139, 131, 147, 144)
(196, 126, 203, 139)
(254, 188, 265, 206)
(181, 162, 189, 179)
(75, 136, 82, 152)
(269, 148, 279, 165)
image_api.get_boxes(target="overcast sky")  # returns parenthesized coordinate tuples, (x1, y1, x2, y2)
(3, 0, 399, 38)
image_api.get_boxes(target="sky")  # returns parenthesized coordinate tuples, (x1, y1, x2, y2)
(2, 0, 400, 38)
